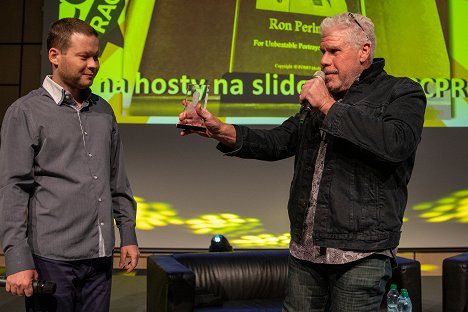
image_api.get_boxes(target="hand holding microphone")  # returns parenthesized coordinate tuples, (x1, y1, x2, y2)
(299, 71, 325, 123)
(299, 70, 334, 122)
(0, 274, 56, 296)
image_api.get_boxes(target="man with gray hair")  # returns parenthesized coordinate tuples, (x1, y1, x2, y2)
(178, 12, 426, 311)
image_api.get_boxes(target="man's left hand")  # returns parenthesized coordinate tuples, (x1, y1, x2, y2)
(119, 245, 140, 272)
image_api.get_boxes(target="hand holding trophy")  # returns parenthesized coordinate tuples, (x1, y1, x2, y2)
(176, 84, 210, 132)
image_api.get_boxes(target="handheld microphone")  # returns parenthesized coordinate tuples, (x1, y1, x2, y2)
(299, 102, 312, 125)
(0, 276, 57, 295)
(299, 70, 325, 124)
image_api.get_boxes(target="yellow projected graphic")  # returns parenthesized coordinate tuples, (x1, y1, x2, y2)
(231, 233, 291, 247)
(420, 264, 439, 274)
(134, 197, 289, 247)
(134, 197, 184, 230)
(414, 190, 468, 223)
(134, 189, 468, 248)
(185, 214, 263, 236)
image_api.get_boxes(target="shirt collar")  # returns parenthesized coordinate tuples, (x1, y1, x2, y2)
(42, 75, 93, 108)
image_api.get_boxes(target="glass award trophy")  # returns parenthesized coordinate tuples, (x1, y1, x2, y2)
(176, 84, 210, 132)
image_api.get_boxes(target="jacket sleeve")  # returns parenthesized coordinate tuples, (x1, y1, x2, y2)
(321, 78, 427, 163)
(217, 116, 300, 161)
(0, 104, 36, 275)
(110, 118, 138, 247)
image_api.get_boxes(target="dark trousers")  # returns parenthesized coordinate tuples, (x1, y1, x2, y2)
(26, 255, 113, 312)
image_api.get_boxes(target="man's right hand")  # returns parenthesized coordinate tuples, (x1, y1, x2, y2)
(178, 101, 237, 147)
(5, 269, 38, 297)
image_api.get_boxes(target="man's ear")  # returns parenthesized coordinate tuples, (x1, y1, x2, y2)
(360, 42, 371, 64)
(49, 48, 60, 66)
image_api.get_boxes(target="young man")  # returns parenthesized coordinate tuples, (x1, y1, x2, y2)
(178, 12, 426, 312)
(0, 18, 139, 311)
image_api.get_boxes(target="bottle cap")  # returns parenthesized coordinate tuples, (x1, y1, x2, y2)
(390, 284, 397, 290)
(400, 288, 409, 297)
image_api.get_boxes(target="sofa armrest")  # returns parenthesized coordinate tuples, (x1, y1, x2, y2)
(147, 255, 196, 312)
(393, 256, 422, 312)
(443, 253, 468, 312)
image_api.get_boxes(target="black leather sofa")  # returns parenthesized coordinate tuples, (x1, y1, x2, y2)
(147, 250, 421, 312)
(443, 252, 468, 312)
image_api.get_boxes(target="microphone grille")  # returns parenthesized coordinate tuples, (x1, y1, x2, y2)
(313, 71, 325, 80)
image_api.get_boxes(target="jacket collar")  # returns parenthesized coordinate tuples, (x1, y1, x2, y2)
(359, 58, 386, 83)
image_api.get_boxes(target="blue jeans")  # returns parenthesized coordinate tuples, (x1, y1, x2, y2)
(282, 254, 392, 312)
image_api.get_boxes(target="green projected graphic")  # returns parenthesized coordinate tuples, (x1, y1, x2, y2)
(256, 0, 350, 16)
(56, 0, 468, 126)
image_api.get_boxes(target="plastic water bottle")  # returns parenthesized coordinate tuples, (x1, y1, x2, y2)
(387, 283, 399, 312)
(397, 288, 412, 312)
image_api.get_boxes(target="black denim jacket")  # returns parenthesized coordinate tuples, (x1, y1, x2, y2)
(219, 58, 427, 251)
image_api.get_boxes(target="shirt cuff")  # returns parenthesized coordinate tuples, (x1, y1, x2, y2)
(5, 245, 35, 276)
(119, 225, 138, 247)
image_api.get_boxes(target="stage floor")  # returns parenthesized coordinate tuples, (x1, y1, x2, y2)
(0, 274, 441, 312)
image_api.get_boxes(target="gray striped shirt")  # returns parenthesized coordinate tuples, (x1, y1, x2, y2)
(0, 76, 137, 275)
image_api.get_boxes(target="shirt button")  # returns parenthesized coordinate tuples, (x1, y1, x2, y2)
(98, 198, 102, 202)
(84, 131, 88, 135)
(100, 222, 105, 226)
(93, 175, 98, 180)
(88, 153, 93, 157)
